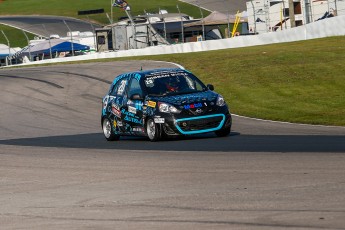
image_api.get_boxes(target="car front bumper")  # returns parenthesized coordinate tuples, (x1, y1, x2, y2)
(155, 109, 232, 136)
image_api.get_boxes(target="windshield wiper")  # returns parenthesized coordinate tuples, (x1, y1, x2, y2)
(148, 93, 164, 97)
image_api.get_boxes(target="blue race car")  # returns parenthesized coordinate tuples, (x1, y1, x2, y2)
(101, 68, 232, 141)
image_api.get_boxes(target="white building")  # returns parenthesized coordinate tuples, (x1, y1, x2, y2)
(246, 0, 345, 34)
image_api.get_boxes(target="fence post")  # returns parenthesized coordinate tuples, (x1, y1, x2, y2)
(1, 30, 11, 65)
(63, 20, 74, 56)
(196, 1, 205, 41)
(42, 24, 53, 59)
(144, 10, 151, 46)
(159, 7, 167, 42)
(289, 0, 296, 28)
(21, 30, 32, 61)
(223, 0, 231, 38)
(250, 0, 257, 33)
(110, 0, 114, 24)
(86, 16, 97, 52)
(176, 4, 184, 43)
(124, 10, 136, 49)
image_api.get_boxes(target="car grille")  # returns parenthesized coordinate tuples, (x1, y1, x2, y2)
(188, 108, 208, 116)
(175, 114, 225, 135)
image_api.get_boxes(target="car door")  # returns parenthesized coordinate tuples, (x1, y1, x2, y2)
(107, 76, 129, 134)
(121, 76, 145, 135)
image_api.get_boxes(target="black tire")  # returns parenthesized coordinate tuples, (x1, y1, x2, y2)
(215, 126, 231, 137)
(102, 117, 120, 141)
(146, 118, 161, 142)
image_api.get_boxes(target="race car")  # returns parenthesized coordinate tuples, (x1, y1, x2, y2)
(101, 68, 232, 141)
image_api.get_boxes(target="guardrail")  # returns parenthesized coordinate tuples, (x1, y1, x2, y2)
(2, 15, 344, 68)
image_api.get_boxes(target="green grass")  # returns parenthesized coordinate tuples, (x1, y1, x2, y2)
(90, 36, 344, 126)
(0, 0, 210, 47)
(1, 1, 344, 126)
(0, 24, 35, 47)
(0, 0, 210, 25)
(5, 36, 344, 126)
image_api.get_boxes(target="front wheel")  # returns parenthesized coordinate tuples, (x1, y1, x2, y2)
(215, 127, 231, 137)
(146, 118, 161, 142)
(102, 117, 120, 141)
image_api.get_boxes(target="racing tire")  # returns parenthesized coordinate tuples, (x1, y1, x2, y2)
(102, 117, 120, 141)
(215, 127, 231, 137)
(146, 118, 161, 142)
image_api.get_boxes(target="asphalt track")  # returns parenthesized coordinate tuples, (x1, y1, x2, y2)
(1, 61, 345, 229)
(0, 1, 247, 38)
(0, 15, 101, 37)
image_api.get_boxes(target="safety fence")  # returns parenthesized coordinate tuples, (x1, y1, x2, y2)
(246, 0, 345, 34)
(2, 14, 343, 68)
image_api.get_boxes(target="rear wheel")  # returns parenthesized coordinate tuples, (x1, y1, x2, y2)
(146, 118, 161, 142)
(102, 117, 120, 141)
(215, 126, 231, 137)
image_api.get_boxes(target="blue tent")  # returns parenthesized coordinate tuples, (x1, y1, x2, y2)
(21, 39, 90, 57)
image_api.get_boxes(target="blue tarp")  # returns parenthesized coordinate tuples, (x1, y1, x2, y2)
(40, 41, 89, 54)
(21, 39, 90, 57)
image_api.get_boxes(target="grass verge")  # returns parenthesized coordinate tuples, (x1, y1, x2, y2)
(96, 36, 345, 126)
(0, 24, 35, 47)
(0, 0, 209, 25)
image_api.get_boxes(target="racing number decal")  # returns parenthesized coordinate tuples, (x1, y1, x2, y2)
(117, 80, 127, 95)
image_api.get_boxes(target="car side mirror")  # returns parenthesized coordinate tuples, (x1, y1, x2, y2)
(207, 84, 214, 91)
(130, 94, 143, 100)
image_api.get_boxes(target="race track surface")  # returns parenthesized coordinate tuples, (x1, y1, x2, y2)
(0, 15, 101, 37)
(1, 61, 345, 230)
(0, 0, 247, 38)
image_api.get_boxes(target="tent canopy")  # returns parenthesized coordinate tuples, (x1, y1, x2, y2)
(21, 39, 90, 56)
(0, 46, 21, 59)
(184, 11, 247, 27)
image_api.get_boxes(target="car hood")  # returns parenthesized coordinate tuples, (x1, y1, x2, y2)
(147, 91, 219, 108)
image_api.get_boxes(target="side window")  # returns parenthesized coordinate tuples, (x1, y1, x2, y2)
(117, 79, 127, 95)
(109, 78, 128, 96)
(186, 75, 204, 91)
(128, 78, 143, 98)
(109, 84, 118, 96)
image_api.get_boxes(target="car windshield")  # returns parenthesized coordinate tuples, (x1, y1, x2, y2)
(143, 70, 207, 96)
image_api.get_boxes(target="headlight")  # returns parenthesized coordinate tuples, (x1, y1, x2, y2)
(158, 102, 180, 113)
(216, 95, 226, 106)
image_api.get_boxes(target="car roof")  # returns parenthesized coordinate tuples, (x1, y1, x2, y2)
(128, 68, 185, 77)
(111, 68, 186, 85)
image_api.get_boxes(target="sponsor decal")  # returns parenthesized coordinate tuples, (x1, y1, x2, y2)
(111, 103, 121, 118)
(103, 96, 109, 109)
(128, 106, 137, 114)
(113, 120, 117, 127)
(184, 102, 203, 110)
(195, 108, 203, 114)
(117, 121, 123, 126)
(112, 103, 120, 110)
(133, 127, 144, 132)
(134, 101, 143, 110)
(147, 101, 156, 108)
(144, 70, 188, 84)
(154, 117, 165, 124)
(145, 79, 154, 85)
(121, 108, 142, 124)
